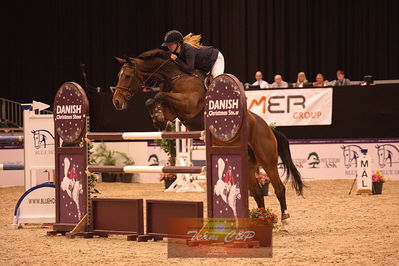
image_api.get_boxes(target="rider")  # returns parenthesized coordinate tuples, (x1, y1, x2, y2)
(223, 166, 235, 186)
(161, 30, 225, 78)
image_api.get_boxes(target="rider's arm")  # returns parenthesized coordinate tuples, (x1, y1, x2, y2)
(175, 46, 196, 72)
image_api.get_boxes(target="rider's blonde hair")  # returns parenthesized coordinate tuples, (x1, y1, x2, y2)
(183, 33, 203, 48)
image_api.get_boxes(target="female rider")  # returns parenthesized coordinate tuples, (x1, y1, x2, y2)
(161, 30, 224, 78)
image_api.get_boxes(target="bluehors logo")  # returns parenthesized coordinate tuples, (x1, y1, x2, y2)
(341, 145, 363, 168)
(375, 144, 399, 168)
(31, 129, 55, 149)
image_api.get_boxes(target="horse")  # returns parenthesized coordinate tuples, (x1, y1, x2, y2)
(111, 49, 304, 223)
(375, 144, 399, 167)
(341, 145, 363, 168)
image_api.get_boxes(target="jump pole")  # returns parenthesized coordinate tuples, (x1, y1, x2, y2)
(0, 136, 24, 144)
(87, 131, 204, 141)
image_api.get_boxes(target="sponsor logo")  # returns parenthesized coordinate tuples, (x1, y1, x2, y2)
(148, 154, 160, 166)
(307, 152, 320, 168)
(289, 154, 340, 170)
(341, 145, 363, 168)
(375, 144, 399, 168)
(248, 95, 305, 114)
(31, 129, 55, 149)
(248, 94, 323, 121)
(28, 197, 55, 204)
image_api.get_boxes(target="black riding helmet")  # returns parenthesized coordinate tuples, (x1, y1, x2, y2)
(161, 30, 183, 46)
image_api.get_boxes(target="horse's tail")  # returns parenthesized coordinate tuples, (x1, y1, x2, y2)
(272, 128, 305, 196)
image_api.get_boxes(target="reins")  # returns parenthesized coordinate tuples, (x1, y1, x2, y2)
(113, 56, 203, 97)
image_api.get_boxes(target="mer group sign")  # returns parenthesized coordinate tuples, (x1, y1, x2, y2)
(246, 88, 333, 126)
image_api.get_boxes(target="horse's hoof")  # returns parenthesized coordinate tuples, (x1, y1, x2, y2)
(281, 212, 290, 225)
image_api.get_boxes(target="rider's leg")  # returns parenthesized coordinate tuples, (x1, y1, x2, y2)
(210, 52, 225, 79)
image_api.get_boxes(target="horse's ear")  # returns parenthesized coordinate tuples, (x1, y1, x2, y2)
(115, 56, 126, 64)
(128, 57, 136, 67)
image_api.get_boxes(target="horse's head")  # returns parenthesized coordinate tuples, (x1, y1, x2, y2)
(112, 50, 173, 111)
(112, 57, 144, 110)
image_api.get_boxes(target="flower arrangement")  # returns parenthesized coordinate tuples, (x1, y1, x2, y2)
(248, 207, 278, 226)
(372, 170, 386, 183)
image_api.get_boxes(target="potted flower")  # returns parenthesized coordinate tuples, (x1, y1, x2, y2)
(372, 170, 386, 194)
(247, 207, 278, 247)
(154, 123, 177, 189)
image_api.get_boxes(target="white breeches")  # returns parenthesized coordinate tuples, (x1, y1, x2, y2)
(210, 52, 225, 78)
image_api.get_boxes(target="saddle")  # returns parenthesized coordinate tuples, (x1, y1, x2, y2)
(192, 69, 212, 89)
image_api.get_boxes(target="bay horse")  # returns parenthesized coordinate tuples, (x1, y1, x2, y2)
(112, 49, 304, 224)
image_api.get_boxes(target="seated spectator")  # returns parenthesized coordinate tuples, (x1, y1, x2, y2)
(312, 73, 328, 87)
(334, 70, 351, 86)
(252, 71, 269, 89)
(270, 74, 288, 88)
(294, 72, 308, 87)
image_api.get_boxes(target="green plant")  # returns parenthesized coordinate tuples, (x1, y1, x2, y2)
(154, 122, 177, 182)
(92, 142, 134, 166)
(248, 207, 278, 227)
(91, 142, 135, 183)
(115, 151, 135, 165)
(154, 122, 176, 166)
(87, 141, 100, 195)
(93, 142, 117, 165)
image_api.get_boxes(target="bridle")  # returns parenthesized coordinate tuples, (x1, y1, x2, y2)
(111, 58, 172, 100)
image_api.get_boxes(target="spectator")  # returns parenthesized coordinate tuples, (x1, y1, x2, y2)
(252, 71, 269, 89)
(270, 74, 288, 88)
(334, 70, 351, 86)
(294, 72, 308, 87)
(312, 73, 328, 87)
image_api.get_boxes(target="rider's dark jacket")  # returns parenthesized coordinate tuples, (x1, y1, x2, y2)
(174, 43, 219, 73)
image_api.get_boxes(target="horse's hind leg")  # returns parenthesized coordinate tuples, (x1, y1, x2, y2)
(248, 151, 264, 208)
(265, 166, 290, 220)
(248, 114, 290, 224)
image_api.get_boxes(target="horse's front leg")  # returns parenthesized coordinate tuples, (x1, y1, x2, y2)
(145, 97, 176, 131)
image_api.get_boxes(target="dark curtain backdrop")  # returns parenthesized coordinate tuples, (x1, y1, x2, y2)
(2, 0, 399, 105)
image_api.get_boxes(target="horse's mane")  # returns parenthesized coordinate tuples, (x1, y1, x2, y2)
(137, 49, 170, 60)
